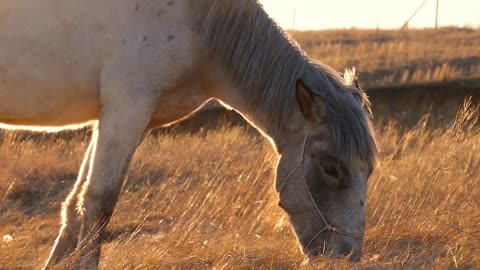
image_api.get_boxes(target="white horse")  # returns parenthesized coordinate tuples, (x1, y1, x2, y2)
(0, 0, 377, 268)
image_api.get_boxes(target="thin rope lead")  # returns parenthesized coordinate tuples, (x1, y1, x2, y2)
(279, 126, 310, 193)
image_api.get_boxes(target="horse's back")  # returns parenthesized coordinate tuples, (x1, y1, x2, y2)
(0, 0, 133, 128)
(0, 0, 201, 130)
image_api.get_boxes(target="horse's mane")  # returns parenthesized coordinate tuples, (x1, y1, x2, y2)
(192, 0, 377, 168)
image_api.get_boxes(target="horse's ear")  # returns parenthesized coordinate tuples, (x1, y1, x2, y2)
(353, 78, 359, 89)
(295, 79, 326, 123)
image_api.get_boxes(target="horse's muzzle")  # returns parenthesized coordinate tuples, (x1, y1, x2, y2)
(304, 236, 363, 262)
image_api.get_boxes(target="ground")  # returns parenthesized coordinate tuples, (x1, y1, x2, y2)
(1, 104, 479, 269)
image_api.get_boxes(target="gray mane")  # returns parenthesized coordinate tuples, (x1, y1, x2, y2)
(192, 0, 377, 168)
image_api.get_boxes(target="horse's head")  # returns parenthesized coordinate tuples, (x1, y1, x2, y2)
(276, 71, 377, 260)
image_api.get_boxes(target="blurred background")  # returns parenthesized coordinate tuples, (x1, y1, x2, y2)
(260, 0, 480, 30)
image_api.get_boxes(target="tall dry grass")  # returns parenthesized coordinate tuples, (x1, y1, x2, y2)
(291, 28, 480, 86)
(0, 102, 479, 269)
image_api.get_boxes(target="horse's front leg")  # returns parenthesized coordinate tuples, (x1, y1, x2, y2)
(44, 128, 151, 269)
(74, 82, 159, 269)
(44, 128, 98, 269)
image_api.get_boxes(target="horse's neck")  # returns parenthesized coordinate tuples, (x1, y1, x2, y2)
(208, 67, 298, 150)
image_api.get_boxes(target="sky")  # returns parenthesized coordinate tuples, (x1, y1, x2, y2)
(259, 0, 480, 30)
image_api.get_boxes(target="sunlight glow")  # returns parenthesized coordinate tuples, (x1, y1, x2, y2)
(259, 0, 480, 30)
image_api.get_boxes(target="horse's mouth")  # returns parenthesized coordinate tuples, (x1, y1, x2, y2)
(304, 236, 363, 262)
(307, 247, 362, 262)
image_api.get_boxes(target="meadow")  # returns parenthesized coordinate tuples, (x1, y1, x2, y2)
(1, 28, 480, 269)
(291, 27, 480, 86)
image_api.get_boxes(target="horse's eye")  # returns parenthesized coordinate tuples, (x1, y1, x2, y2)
(323, 165, 339, 178)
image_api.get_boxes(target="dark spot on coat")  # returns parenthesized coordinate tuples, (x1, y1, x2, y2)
(143, 35, 148, 42)
(135, 3, 140, 11)
(360, 200, 364, 206)
(167, 34, 175, 41)
(94, 24, 106, 33)
(167, 1, 174, 6)
(121, 39, 127, 46)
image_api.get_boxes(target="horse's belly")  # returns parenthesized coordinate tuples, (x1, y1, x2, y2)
(0, 82, 100, 128)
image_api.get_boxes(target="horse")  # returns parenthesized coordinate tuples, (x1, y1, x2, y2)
(0, 0, 377, 268)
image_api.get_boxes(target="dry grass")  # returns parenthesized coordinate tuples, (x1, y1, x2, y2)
(1, 26, 480, 269)
(1, 101, 479, 269)
(291, 27, 480, 86)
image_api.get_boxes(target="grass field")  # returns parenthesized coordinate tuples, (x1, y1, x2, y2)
(1, 101, 479, 269)
(291, 27, 480, 86)
(1, 28, 480, 269)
